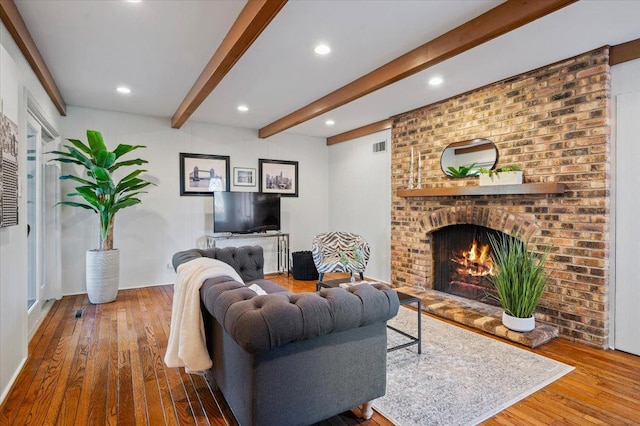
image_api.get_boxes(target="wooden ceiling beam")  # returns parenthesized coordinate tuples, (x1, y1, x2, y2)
(0, 0, 66, 115)
(610, 38, 640, 66)
(259, 0, 577, 139)
(172, 0, 287, 129)
(326, 118, 392, 146)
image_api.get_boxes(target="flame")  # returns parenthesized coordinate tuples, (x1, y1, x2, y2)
(452, 239, 494, 277)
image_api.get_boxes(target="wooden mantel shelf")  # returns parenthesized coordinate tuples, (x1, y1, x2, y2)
(397, 182, 565, 197)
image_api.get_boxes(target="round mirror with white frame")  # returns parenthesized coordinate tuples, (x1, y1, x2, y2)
(440, 138, 498, 178)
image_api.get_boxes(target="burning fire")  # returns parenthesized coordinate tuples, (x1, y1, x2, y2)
(452, 239, 494, 277)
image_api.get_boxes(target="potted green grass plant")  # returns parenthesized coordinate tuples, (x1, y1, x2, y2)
(486, 233, 550, 332)
(50, 130, 153, 303)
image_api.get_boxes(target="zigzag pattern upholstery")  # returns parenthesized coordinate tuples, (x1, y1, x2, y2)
(311, 231, 370, 282)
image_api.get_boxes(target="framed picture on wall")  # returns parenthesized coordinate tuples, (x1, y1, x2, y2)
(0, 44, 19, 228)
(259, 159, 298, 197)
(180, 153, 230, 196)
(233, 167, 256, 187)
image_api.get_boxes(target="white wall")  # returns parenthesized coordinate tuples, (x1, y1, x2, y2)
(0, 24, 61, 403)
(60, 107, 329, 294)
(611, 58, 640, 353)
(327, 130, 391, 283)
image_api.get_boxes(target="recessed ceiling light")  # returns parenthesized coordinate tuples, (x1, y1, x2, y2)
(429, 76, 443, 86)
(116, 86, 131, 94)
(237, 105, 249, 112)
(126, 0, 142, 3)
(325, 119, 335, 126)
(314, 44, 331, 55)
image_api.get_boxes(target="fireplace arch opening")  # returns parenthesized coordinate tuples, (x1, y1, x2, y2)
(432, 224, 517, 305)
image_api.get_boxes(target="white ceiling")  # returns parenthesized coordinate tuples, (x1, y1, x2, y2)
(14, 0, 640, 140)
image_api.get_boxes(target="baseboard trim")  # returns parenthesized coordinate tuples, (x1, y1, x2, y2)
(0, 356, 27, 406)
(28, 299, 54, 342)
(62, 281, 174, 297)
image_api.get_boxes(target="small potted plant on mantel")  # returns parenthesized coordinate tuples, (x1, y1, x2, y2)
(486, 233, 550, 332)
(478, 164, 522, 186)
(446, 162, 479, 178)
(50, 130, 154, 304)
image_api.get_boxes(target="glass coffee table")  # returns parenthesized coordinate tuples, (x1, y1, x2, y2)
(317, 278, 422, 354)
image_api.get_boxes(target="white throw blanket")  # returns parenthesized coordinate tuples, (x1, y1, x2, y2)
(164, 257, 244, 373)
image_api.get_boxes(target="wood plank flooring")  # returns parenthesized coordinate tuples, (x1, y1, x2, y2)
(1, 273, 638, 425)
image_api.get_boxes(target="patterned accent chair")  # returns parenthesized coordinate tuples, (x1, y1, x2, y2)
(311, 231, 371, 283)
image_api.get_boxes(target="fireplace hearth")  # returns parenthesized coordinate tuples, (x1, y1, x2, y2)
(433, 224, 508, 305)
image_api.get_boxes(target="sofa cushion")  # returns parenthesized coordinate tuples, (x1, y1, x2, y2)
(202, 280, 400, 354)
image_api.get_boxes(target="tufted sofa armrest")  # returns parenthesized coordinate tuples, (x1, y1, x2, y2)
(172, 246, 265, 282)
(201, 280, 400, 354)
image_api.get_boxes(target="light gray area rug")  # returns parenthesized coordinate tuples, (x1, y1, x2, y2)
(373, 307, 574, 426)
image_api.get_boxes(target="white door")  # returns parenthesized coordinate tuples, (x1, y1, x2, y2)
(26, 112, 60, 335)
(26, 115, 44, 334)
(615, 91, 640, 356)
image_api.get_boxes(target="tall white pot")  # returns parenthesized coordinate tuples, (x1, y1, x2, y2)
(86, 249, 120, 304)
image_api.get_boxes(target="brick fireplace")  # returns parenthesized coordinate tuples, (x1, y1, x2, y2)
(391, 47, 610, 348)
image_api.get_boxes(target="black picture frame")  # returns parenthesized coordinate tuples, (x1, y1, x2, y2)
(180, 153, 230, 196)
(233, 167, 256, 187)
(0, 111, 19, 227)
(259, 159, 299, 197)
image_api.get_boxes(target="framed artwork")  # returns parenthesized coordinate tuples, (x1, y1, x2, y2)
(233, 167, 256, 187)
(259, 159, 298, 197)
(180, 153, 230, 196)
(1, 44, 19, 227)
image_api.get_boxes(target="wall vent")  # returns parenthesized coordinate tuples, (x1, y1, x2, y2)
(372, 140, 386, 154)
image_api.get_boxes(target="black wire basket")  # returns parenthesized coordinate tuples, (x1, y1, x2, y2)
(291, 251, 319, 281)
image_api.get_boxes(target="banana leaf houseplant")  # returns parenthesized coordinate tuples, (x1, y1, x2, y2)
(51, 130, 153, 303)
(487, 233, 550, 332)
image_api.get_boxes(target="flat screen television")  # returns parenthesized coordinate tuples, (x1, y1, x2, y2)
(213, 192, 281, 234)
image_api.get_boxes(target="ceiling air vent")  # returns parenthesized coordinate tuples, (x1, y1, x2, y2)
(372, 140, 386, 154)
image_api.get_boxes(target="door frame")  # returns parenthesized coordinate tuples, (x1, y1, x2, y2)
(25, 92, 60, 338)
(26, 113, 45, 335)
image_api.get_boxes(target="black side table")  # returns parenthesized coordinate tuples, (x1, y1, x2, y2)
(387, 291, 422, 354)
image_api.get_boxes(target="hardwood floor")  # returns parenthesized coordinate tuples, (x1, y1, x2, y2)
(0, 273, 638, 425)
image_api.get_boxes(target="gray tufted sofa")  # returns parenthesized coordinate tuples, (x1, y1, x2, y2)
(172, 245, 400, 426)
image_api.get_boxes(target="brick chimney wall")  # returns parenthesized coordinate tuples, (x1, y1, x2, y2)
(391, 47, 611, 347)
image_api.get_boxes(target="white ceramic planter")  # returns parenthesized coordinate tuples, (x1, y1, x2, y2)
(502, 312, 535, 332)
(86, 249, 120, 304)
(479, 171, 523, 186)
